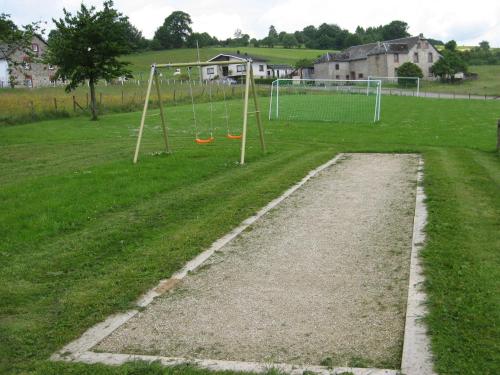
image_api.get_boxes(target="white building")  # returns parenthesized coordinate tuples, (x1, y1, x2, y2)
(201, 53, 269, 81)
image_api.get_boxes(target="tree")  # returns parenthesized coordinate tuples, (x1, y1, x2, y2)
(479, 40, 490, 51)
(381, 20, 410, 40)
(282, 33, 298, 48)
(444, 40, 457, 51)
(46, 1, 132, 120)
(265, 25, 278, 47)
(268, 25, 278, 39)
(395, 62, 423, 86)
(153, 11, 192, 49)
(430, 50, 467, 82)
(0, 14, 41, 87)
(294, 58, 313, 68)
(123, 20, 149, 51)
(186, 32, 216, 48)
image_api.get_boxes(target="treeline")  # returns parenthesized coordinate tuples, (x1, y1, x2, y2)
(460, 41, 500, 65)
(102, 11, 427, 52)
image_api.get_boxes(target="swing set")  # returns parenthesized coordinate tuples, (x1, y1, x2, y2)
(133, 59, 266, 165)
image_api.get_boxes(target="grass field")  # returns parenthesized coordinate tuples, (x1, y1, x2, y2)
(421, 65, 500, 96)
(0, 94, 499, 375)
(0, 42, 499, 125)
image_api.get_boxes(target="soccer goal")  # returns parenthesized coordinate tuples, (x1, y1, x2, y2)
(269, 79, 381, 123)
(368, 76, 420, 97)
(133, 59, 266, 164)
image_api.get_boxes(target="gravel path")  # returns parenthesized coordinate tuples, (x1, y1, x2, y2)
(95, 153, 419, 368)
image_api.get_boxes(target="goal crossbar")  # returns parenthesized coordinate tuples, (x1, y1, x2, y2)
(269, 78, 382, 123)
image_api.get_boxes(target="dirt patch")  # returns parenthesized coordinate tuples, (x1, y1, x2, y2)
(94, 153, 419, 368)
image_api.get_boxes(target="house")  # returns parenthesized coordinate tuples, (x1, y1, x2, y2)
(201, 53, 269, 81)
(291, 65, 315, 80)
(266, 64, 294, 79)
(0, 34, 56, 88)
(313, 34, 441, 81)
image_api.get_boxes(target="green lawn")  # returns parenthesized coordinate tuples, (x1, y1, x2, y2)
(0, 96, 499, 375)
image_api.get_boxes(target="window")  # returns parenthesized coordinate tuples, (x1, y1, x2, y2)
(206, 67, 215, 74)
(236, 65, 246, 72)
(413, 52, 419, 63)
(24, 75, 32, 87)
(345, 75, 349, 80)
(335, 75, 340, 79)
(259, 64, 264, 72)
(335, 64, 339, 70)
(394, 53, 399, 63)
(358, 73, 364, 79)
(48, 64, 55, 70)
(32, 43, 39, 56)
(22, 56, 31, 70)
(428, 53, 433, 63)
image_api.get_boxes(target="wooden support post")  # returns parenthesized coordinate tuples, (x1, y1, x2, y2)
(497, 119, 500, 152)
(121, 89, 124, 105)
(240, 60, 252, 165)
(86, 93, 89, 108)
(154, 70, 170, 153)
(249, 64, 266, 153)
(73, 96, 76, 112)
(133, 65, 156, 164)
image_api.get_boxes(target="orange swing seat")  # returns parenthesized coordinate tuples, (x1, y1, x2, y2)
(195, 136, 215, 144)
(226, 133, 242, 140)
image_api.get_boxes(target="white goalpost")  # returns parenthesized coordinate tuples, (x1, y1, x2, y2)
(269, 79, 382, 123)
(368, 76, 420, 97)
(133, 59, 266, 165)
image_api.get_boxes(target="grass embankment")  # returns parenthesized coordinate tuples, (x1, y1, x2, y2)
(421, 65, 500, 96)
(0, 96, 499, 375)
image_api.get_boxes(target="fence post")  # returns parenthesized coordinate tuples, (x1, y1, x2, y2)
(86, 93, 89, 108)
(73, 96, 76, 112)
(497, 119, 500, 152)
(99, 92, 102, 106)
(121, 89, 124, 105)
(53, 97, 58, 111)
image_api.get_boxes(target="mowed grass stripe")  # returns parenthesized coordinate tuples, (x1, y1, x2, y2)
(423, 148, 499, 375)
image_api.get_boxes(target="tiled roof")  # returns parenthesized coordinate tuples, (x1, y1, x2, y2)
(315, 36, 422, 63)
(208, 53, 268, 63)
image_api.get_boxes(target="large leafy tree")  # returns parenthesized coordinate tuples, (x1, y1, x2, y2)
(46, 1, 132, 120)
(395, 62, 423, 87)
(381, 20, 410, 40)
(153, 11, 192, 49)
(430, 50, 468, 82)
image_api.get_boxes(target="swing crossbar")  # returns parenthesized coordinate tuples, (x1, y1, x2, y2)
(155, 60, 247, 68)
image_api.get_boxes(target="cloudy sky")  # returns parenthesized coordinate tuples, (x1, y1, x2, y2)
(2, 0, 499, 46)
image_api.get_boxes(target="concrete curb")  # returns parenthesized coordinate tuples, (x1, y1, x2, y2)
(401, 158, 435, 375)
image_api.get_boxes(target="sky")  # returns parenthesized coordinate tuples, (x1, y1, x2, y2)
(2, 0, 499, 46)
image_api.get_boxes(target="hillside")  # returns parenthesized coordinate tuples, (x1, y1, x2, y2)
(125, 46, 329, 77)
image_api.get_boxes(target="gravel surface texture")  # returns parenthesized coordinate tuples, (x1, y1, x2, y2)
(95, 153, 419, 367)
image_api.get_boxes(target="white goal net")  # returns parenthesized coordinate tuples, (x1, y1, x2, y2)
(269, 79, 381, 123)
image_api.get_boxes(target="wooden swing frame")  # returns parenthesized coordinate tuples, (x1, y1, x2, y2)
(133, 60, 266, 165)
